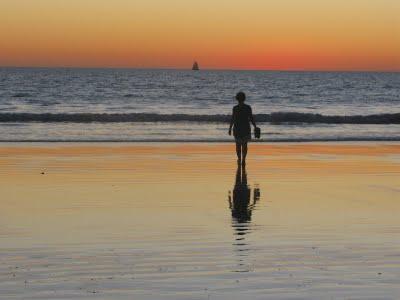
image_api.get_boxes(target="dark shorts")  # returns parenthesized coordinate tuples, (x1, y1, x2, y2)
(233, 124, 251, 144)
(234, 134, 251, 144)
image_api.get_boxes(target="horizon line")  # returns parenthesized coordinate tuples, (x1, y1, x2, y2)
(0, 65, 399, 73)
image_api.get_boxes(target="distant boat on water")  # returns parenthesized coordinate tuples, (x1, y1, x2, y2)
(192, 61, 199, 70)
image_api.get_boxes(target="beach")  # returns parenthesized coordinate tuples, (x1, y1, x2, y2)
(2, 0, 400, 298)
(1, 142, 400, 299)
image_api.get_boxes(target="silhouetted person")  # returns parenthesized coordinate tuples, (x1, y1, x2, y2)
(228, 92, 257, 165)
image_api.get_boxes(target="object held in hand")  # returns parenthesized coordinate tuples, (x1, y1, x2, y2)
(254, 127, 261, 139)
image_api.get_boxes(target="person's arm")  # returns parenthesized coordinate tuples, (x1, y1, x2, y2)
(229, 107, 235, 135)
(249, 106, 257, 128)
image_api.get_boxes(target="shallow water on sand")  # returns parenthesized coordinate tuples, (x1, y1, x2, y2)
(1, 143, 400, 299)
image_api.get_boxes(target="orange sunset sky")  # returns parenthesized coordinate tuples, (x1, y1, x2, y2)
(1, 0, 399, 71)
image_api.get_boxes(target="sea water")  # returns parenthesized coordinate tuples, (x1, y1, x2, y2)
(0, 68, 399, 142)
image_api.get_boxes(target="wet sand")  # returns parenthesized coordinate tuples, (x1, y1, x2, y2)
(1, 142, 400, 299)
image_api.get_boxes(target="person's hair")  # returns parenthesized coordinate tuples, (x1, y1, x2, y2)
(236, 92, 246, 102)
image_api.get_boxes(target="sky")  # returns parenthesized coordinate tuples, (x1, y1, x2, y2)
(1, 0, 399, 71)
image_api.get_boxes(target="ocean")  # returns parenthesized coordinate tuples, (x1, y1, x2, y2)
(0, 67, 399, 142)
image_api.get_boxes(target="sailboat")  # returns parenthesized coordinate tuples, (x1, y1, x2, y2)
(192, 61, 199, 70)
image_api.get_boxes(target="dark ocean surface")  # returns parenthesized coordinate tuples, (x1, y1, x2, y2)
(0, 68, 399, 141)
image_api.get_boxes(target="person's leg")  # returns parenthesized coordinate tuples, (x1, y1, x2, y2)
(235, 142, 242, 163)
(242, 142, 248, 164)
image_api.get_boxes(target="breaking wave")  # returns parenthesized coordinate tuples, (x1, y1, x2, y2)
(0, 112, 399, 124)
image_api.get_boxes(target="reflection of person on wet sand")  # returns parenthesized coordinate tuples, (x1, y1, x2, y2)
(228, 164, 260, 224)
(228, 164, 261, 272)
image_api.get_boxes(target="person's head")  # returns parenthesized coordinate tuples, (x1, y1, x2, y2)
(236, 92, 246, 103)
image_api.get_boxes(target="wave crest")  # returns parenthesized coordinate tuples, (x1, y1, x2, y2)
(0, 112, 399, 124)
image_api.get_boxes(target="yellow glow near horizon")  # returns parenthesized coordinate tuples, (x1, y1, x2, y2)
(1, 0, 399, 70)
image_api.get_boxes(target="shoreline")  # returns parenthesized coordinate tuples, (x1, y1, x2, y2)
(1, 139, 400, 143)
(1, 142, 399, 158)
